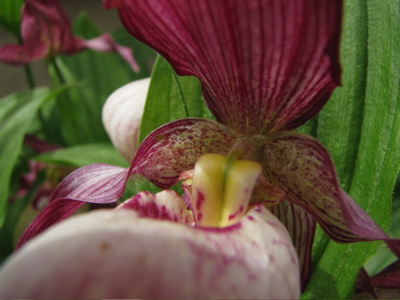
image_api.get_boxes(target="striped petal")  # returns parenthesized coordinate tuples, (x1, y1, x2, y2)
(0, 203, 300, 298)
(105, 0, 342, 135)
(17, 164, 129, 248)
(262, 133, 399, 251)
(269, 199, 316, 291)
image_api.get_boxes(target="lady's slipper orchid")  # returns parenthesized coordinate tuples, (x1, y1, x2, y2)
(1, 0, 400, 298)
(0, 177, 300, 298)
(102, 78, 150, 161)
(0, 0, 138, 71)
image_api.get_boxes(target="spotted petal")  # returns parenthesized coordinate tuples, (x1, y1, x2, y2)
(105, 0, 341, 135)
(131, 118, 239, 188)
(262, 132, 399, 251)
(0, 201, 300, 298)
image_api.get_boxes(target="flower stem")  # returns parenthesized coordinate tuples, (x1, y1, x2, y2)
(23, 64, 36, 89)
(17, 35, 36, 89)
(50, 57, 66, 86)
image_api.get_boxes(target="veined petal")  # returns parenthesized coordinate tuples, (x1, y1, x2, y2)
(131, 118, 239, 188)
(102, 78, 150, 161)
(105, 0, 341, 135)
(262, 133, 396, 247)
(50, 163, 128, 203)
(17, 163, 129, 249)
(269, 199, 316, 291)
(16, 199, 84, 250)
(0, 205, 300, 299)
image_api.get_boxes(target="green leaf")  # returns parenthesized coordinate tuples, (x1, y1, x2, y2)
(45, 14, 155, 146)
(0, 87, 59, 229)
(303, 0, 400, 298)
(0, 0, 23, 36)
(0, 171, 45, 262)
(139, 55, 214, 142)
(34, 143, 129, 168)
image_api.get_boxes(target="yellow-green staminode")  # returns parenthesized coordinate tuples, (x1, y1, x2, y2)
(192, 153, 262, 227)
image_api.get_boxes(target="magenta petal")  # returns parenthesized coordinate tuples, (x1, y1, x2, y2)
(105, 0, 341, 134)
(0, 206, 300, 298)
(117, 190, 194, 225)
(16, 199, 84, 250)
(371, 260, 400, 289)
(81, 34, 139, 72)
(17, 163, 129, 249)
(269, 199, 316, 290)
(0, 45, 33, 66)
(262, 133, 395, 246)
(356, 267, 379, 299)
(130, 118, 238, 188)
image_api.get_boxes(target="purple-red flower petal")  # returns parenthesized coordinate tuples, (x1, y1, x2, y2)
(269, 199, 316, 291)
(0, 0, 138, 70)
(131, 118, 239, 188)
(105, 0, 341, 135)
(0, 204, 300, 298)
(16, 199, 84, 250)
(371, 260, 400, 289)
(262, 133, 397, 248)
(16, 163, 129, 249)
(356, 267, 380, 299)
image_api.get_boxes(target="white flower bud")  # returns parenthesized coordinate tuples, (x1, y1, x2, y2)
(102, 78, 150, 161)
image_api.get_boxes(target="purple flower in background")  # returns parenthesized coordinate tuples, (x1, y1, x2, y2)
(0, 0, 399, 298)
(0, 0, 138, 71)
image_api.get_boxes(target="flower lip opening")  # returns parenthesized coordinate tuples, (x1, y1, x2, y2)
(190, 153, 262, 228)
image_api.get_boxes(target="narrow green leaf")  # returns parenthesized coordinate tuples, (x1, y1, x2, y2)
(139, 55, 213, 142)
(303, 0, 400, 298)
(35, 143, 129, 168)
(0, 0, 23, 36)
(0, 88, 57, 228)
(0, 171, 45, 262)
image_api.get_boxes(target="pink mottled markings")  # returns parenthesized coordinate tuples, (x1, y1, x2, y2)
(0, 202, 300, 299)
(117, 190, 193, 225)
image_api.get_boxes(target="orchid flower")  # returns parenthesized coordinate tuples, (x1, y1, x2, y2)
(0, 0, 138, 71)
(0, 0, 399, 298)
